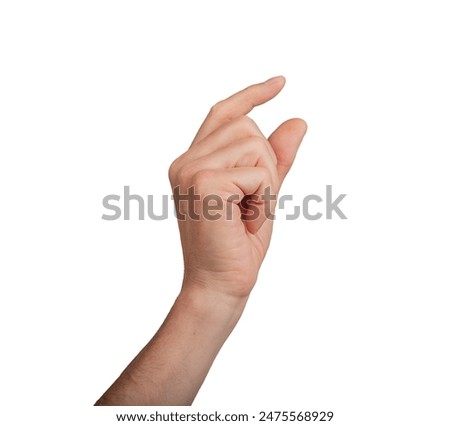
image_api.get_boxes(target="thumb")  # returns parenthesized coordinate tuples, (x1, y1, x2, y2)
(268, 118, 307, 188)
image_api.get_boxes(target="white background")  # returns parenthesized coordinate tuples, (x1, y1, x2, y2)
(1, 1, 449, 425)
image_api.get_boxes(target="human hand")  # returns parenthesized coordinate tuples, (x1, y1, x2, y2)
(169, 76, 307, 301)
(95, 77, 307, 406)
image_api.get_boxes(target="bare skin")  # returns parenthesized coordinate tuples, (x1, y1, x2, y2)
(95, 76, 307, 406)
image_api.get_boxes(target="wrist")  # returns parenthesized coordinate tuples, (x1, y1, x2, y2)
(182, 267, 257, 300)
(177, 281, 248, 334)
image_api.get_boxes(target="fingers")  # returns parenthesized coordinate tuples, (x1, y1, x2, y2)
(213, 167, 272, 200)
(172, 116, 278, 173)
(192, 76, 286, 145)
(169, 77, 307, 235)
(172, 136, 279, 193)
(214, 167, 276, 235)
(268, 118, 308, 187)
(187, 167, 276, 235)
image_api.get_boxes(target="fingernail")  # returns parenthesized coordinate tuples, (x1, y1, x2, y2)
(265, 75, 285, 84)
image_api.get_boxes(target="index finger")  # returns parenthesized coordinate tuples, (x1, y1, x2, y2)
(191, 76, 286, 145)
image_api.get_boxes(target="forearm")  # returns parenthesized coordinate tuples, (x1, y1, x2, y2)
(95, 284, 247, 406)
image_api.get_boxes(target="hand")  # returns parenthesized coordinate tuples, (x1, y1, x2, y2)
(95, 77, 307, 406)
(169, 76, 307, 300)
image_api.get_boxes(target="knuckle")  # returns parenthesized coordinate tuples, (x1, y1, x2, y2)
(191, 169, 215, 191)
(176, 162, 196, 185)
(236, 115, 256, 129)
(168, 153, 188, 183)
(209, 100, 225, 117)
(244, 136, 265, 153)
(262, 166, 272, 181)
(260, 167, 273, 188)
(168, 158, 180, 183)
(246, 136, 278, 168)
